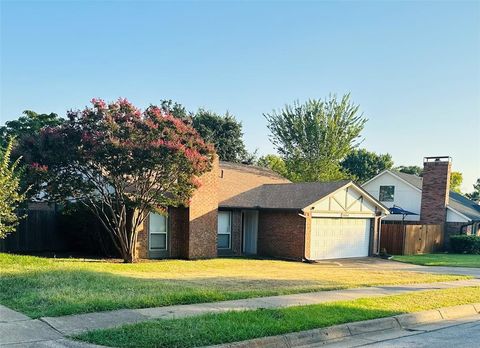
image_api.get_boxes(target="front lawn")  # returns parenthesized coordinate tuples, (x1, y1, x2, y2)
(393, 254, 480, 268)
(76, 286, 480, 348)
(0, 253, 468, 318)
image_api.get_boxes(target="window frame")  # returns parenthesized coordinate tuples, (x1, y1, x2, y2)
(217, 210, 232, 250)
(379, 185, 395, 202)
(149, 213, 168, 251)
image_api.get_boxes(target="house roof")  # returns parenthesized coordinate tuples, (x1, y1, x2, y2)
(218, 161, 291, 205)
(391, 170, 423, 190)
(219, 161, 288, 181)
(220, 180, 351, 210)
(383, 170, 480, 221)
(449, 191, 480, 221)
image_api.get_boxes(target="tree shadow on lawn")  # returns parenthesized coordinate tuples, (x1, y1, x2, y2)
(0, 269, 334, 318)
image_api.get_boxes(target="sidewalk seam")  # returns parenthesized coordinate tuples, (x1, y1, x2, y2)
(38, 317, 67, 336)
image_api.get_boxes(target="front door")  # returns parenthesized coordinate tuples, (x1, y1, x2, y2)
(242, 210, 258, 255)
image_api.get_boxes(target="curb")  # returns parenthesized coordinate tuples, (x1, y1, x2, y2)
(208, 303, 480, 348)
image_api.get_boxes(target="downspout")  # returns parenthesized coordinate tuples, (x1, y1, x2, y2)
(377, 214, 388, 255)
(298, 212, 311, 262)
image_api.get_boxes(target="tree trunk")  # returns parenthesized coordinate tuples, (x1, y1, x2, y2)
(123, 251, 135, 263)
(122, 207, 137, 263)
(91, 204, 139, 263)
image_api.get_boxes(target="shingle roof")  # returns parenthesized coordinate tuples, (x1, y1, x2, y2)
(220, 180, 350, 209)
(391, 170, 423, 190)
(449, 191, 480, 220)
(389, 171, 480, 220)
(219, 161, 288, 181)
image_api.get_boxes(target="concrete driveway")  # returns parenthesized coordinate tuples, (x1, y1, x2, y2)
(313, 257, 480, 278)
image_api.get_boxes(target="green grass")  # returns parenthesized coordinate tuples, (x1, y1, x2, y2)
(75, 286, 480, 348)
(393, 254, 480, 268)
(0, 253, 469, 318)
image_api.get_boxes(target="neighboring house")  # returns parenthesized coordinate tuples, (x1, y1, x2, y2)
(362, 156, 480, 236)
(136, 158, 390, 261)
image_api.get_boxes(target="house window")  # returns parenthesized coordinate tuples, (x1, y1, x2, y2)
(379, 185, 395, 202)
(149, 213, 168, 250)
(218, 211, 232, 249)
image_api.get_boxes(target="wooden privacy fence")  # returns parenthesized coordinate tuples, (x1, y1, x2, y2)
(0, 203, 67, 253)
(380, 223, 444, 255)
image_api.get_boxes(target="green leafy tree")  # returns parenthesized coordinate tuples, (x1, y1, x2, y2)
(0, 110, 63, 148)
(395, 165, 423, 176)
(0, 138, 26, 239)
(159, 100, 192, 122)
(264, 94, 367, 182)
(19, 98, 214, 262)
(192, 109, 250, 163)
(158, 100, 252, 163)
(341, 149, 394, 183)
(256, 154, 288, 178)
(466, 178, 480, 203)
(449, 172, 463, 193)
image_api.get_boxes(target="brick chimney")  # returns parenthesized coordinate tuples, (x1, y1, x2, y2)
(420, 156, 451, 224)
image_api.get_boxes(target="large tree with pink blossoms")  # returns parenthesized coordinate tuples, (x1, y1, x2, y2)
(20, 98, 215, 262)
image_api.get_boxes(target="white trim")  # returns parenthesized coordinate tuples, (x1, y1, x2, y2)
(303, 181, 390, 215)
(363, 170, 422, 193)
(217, 210, 232, 250)
(149, 213, 168, 251)
(447, 205, 472, 222)
(311, 212, 375, 218)
(379, 185, 395, 202)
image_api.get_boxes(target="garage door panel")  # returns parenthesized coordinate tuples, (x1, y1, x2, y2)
(310, 218, 370, 260)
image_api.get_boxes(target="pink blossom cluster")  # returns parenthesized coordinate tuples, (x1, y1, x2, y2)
(91, 98, 106, 109)
(30, 162, 48, 172)
(190, 176, 203, 188)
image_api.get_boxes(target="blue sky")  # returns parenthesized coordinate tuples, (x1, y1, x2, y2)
(1, 1, 479, 191)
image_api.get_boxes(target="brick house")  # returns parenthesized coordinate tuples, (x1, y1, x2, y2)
(136, 157, 390, 261)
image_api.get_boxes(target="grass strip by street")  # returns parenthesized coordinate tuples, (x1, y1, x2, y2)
(75, 286, 480, 348)
(393, 254, 480, 268)
(0, 253, 468, 318)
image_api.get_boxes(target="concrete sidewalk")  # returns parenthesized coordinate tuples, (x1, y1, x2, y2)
(40, 278, 480, 336)
(0, 305, 103, 347)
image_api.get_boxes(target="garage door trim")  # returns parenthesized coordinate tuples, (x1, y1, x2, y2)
(309, 217, 371, 260)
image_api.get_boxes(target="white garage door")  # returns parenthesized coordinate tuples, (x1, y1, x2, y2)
(310, 218, 370, 260)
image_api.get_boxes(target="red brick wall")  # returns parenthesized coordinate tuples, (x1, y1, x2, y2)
(135, 207, 189, 259)
(136, 216, 149, 259)
(257, 210, 306, 260)
(420, 160, 451, 224)
(231, 210, 242, 255)
(136, 156, 219, 260)
(169, 207, 189, 258)
(186, 156, 219, 259)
